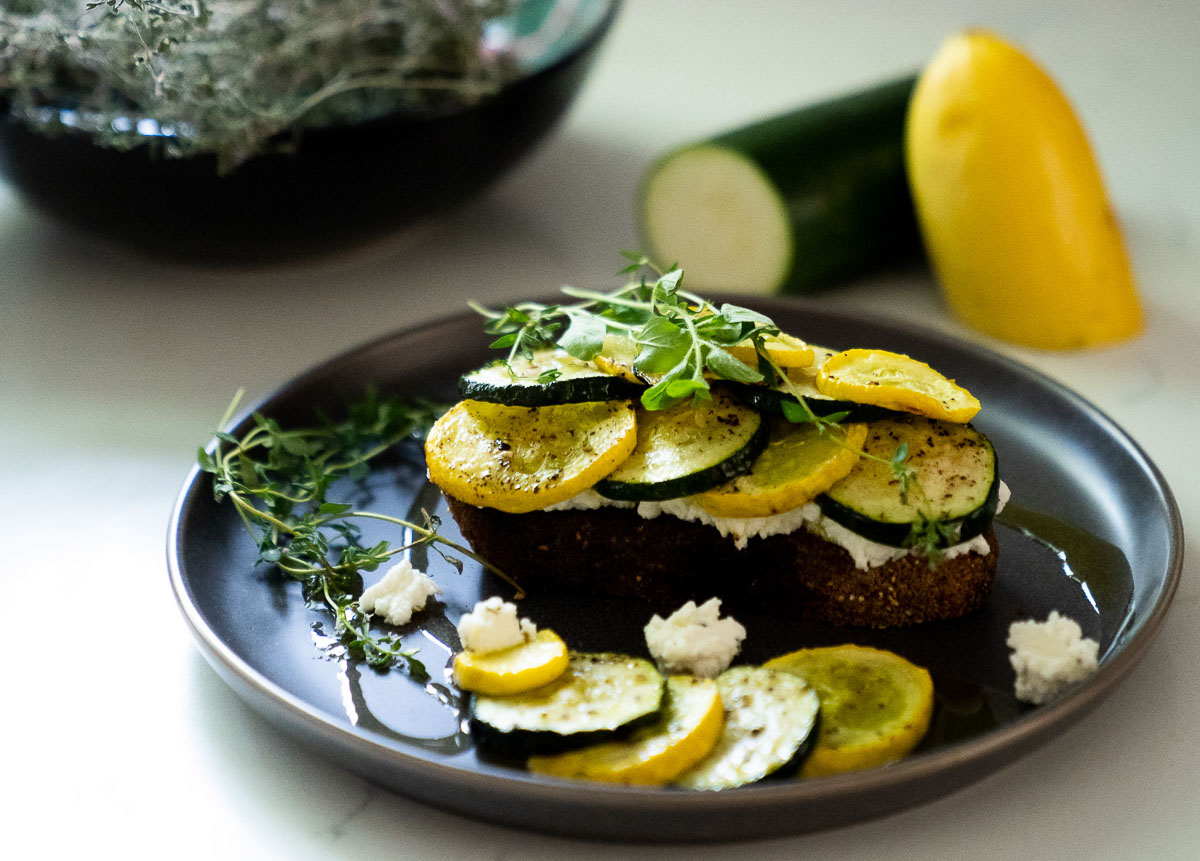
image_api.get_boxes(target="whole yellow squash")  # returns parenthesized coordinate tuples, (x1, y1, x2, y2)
(905, 30, 1143, 350)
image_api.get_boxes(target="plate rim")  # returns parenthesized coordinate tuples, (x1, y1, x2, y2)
(167, 297, 1184, 840)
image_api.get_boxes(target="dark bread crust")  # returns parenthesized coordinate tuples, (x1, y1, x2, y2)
(445, 495, 997, 628)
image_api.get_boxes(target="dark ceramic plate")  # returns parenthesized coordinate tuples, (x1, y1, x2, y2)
(168, 299, 1182, 842)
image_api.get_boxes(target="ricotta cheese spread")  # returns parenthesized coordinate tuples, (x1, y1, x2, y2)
(358, 558, 442, 626)
(636, 497, 822, 550)
(644, 597, 746, 679)
(1006, 610, 1099, 704)
(541, 489, 634, 513)
(547, 480, 1010, 569)
(458, 596, 537, 654)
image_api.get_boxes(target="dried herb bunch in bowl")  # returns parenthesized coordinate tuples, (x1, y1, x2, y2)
(0, 0, 619, 261)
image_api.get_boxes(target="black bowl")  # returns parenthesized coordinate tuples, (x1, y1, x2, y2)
(0, 0, 620, 264)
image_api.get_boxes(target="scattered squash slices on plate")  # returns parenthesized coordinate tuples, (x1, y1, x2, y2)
(527, 675, 725, 785)
(453, 629, 571, 696)
(765, 644, 935, 778)
(815, 348, 981, 423)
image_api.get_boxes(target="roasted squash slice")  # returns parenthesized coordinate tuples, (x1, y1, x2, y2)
(454, 629, 570, 696)
(673, 666, 820, 790)
(765, 644, 934, 777)
(424, 399, 637, 513)
(815, 348, 980, 422)
(527, 675, 724, 784)
(695, 420, 867, 518)
(725, 331, 815, 369)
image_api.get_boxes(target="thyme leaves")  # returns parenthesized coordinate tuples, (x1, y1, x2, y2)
(199, 387, 517, 674)
(1, 0, 519, 171)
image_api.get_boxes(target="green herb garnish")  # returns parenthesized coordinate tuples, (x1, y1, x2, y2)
(473, 252, 782, 412)
(199, 387, 520, 674)
(905, 514, 962, 565)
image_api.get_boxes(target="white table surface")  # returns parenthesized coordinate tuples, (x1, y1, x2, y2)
(3, 1, 1196, 858)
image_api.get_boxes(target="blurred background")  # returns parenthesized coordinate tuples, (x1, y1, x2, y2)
(1, 1, 1197, 858)
(2, 1, 1194, 438)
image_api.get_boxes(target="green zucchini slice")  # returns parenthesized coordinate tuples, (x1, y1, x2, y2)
(594, 390, 768, 501)
(470, 653, 665, 756)
(818, 415, 999, 547)
(459, 349, 642, 406)
(673, 666, 820, 790)
(727, 344, 890, 422)
(730, 380, 886, 422)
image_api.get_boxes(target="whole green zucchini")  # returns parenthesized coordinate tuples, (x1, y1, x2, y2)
(638, 75, 919, 294)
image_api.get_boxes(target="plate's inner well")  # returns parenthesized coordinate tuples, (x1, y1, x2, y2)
(183, 436, 1133, 772)
(173, 302, 1174, 839)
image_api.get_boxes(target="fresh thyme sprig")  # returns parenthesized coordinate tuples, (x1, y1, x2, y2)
(198, 387, 521, 674)
(906, 514, 962, 566)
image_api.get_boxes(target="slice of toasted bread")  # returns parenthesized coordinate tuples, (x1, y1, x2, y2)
(444, 494, 997, 628)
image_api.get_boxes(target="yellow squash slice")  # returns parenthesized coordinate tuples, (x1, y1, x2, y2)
(789, 343, 837, 379)
(725, 332, 815, 369)
(453, 629, 570, 696)
(746, 345, 837, 405)
(815, 348, 980, 422)
(424, 399, 637, 513)
(694, 421, 868, 518)
(527, 675, 724, 785)
(765, 644, 934, 778)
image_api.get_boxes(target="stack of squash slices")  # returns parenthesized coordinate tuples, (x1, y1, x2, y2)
(426, 329, 1001, 628)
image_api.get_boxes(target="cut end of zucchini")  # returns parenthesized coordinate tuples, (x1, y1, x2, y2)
(640, 145, 792, 295)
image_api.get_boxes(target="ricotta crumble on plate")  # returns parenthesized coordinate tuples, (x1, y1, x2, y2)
(458, 596, 538, 654)
(644, 597, 746, 679)
(359, 558, 442, 626)
(1006, 610, 1099, 704)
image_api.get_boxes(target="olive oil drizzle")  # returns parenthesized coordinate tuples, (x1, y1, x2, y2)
(311, 617, 471, 753)
(997, 503, 1134, 640)
(920, 504, 1135, 750)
